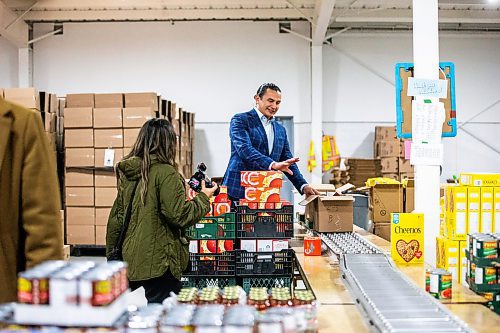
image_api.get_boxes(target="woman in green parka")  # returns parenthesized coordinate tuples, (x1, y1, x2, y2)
(106, 118, 218, 303)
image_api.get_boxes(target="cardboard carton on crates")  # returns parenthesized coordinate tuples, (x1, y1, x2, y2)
(370, 183, 403, 223)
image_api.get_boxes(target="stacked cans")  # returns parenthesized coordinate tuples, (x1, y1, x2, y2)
(17, 260, 128, 307)
(466, 233, 500, 299)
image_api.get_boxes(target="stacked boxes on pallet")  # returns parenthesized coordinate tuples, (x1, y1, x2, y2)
(237, 171, 294, 290)
(184, 186, 236, 287)
(438, 173, 500, 288)
(374, 125, 414, 181)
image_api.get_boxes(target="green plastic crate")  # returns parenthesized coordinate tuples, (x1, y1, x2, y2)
(181, 276, 236, 289)
(241, 276, 292, 294)
(186, 213, 236, 239)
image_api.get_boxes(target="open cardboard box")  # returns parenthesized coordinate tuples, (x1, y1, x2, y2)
(299, 184, 355, 233)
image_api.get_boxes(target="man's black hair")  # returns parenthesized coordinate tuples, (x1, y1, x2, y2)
(256, 83, 281, 99)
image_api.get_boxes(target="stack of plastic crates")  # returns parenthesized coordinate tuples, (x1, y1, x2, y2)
(235, 203, 295, 293)
(182, 212, 237, 288)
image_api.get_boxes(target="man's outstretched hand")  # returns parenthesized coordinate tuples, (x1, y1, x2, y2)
(303, 185, 320, 197)
(272, 157, 300, 175)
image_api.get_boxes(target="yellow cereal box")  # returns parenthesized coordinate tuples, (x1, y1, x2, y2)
(467, 187, 481, 234)
(480, 187, 494, 233)
(444, 185, 467, 240)
(494, 187, 500, 233)
(436, 236, 459, 281)
(460, 173, 500, 187)
(459, 240, 467, 285)
(391, 213, 424, 264)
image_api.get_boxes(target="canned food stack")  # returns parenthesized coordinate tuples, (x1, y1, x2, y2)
(184, 186, 236, 287)
(14, 260, 129, 326)
(236, 171, 295, 291)
(464, 233, 500, 313)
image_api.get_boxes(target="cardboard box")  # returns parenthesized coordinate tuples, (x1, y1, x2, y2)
(375, 126, 397, 141)
(95, 225, 107, 246)
(244, 187, 280, 202)
(66, 225, 95, 245)
(94, 129, 123, 148)
(65, 187, 94, 207)
(467, 187, 481, 235)
(380, 157, 399, 173)
(376, 140, 403, 158)
(95, 170, 117, 187)
(398, 158, 414, 173)
(240, 239, 257, 252)
(480, 187, 494, 233)
(95, 187, 118, 207)
(257, 239, 273, 252)
(95, 207, 111, 226)
(460, 173, 500, 187)
(65, 148, 94, 167)
(3, 88, 39, 110)
(370, 183, 403, 223)
(94, 93, 123, 108)
(65, 170, 94, 187)
(93, 108, 123, 128)
(63, 107, 93, 128)
(240, 171, 283, 188)
(94, 148, 124, 168)
(300, 195, 354, 233)
(66, 207, 95, 225)
(122, 107, 155, 128)
(304, 237, 321, 256)
(444, 185, 467, 240)
(459, 240, 467, 285)
(404, 179, 414, 213)
(391, 213, 424, 264)
(494, 187, 500, 233)
(65, 129, 94, 148)
(436, 236, 459, 281)
(124, 92, 158, 111)
(66, 93, 94, 108)
(123, 128, 140, 148)
(373, 222, 391, 241)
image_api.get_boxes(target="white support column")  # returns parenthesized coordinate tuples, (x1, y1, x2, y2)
(18, 48, 31, 87)
(311, 45, 323, 184)
(412, 0, 441, 266)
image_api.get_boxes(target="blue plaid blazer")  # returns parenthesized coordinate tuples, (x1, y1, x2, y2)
(222, 109, 307, 199)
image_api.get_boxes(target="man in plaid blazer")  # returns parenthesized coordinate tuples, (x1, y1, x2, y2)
(222, 83, 320, 201)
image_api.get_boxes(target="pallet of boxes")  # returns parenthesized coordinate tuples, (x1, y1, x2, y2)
(368, 178, 414, 241)
(1, 87, 69, 257)
(438, 173, 500, 313)
(374, 125, 414, 181)
(63, 92, 158, 248)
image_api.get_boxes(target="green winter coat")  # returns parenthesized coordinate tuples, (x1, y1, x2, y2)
(106, 156, 210, 281)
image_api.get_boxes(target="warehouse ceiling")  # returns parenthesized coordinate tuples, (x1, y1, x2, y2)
(2, 0, 500, 33)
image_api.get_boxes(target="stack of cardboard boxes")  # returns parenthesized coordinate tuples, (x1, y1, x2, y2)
(438, 173, 500, 285)
(343, 158, 382, 187)
(370, 179, 414, 241)
(374, 126, 414, 181)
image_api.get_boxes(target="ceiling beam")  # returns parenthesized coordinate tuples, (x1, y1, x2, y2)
(0, 0, 28, 47)
(312, 0, 336, 45)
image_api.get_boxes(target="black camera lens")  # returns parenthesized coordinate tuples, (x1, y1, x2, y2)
(197, 163, 207, 172)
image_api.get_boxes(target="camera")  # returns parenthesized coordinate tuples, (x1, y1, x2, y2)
(188, 162, 220, 196)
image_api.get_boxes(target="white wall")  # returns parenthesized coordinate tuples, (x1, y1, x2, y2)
(30, 21, 312, 178)
(2, 23, 499, 186)
(322, 32, 500, 180)
(0, 36, 19, 87)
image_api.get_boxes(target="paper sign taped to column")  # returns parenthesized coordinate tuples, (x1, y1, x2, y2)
(412, 101, 445, 144)
(410, 143, 443, 166)
(407, 77, 448, 98)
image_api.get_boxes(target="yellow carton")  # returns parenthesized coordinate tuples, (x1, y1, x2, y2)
(444, 185, 467, 240)
(436, 236, 459, 281)
(460, 173, 500, 187)
(459, 240, 467, 285)
(391, 213, 424, 264)
(467, 187, 481, 234)
(480, 187, 494, 233)
(494, 187, 500, 233)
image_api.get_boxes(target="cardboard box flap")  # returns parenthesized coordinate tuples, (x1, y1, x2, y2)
(310, 184, 336, 192)
(334, 183, 355, 195)
(299, 195, 319, 206)
(299, 194, 354, 206)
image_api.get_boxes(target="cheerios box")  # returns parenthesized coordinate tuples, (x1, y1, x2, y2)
(391, 213, 424, 264)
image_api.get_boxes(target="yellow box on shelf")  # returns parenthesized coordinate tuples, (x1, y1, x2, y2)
(467, 187, 481, 235)
(459, 240, 467, 286)
(444, 185, 467, 240)
(391, 213, 424, 265)
(480, 187, 494, 233)
(436, 236, 459, 282)
(494, 187, 500, 233)
(460, 173, 500, 187)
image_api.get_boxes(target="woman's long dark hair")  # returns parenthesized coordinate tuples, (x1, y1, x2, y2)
(123, 118, 178, 204)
